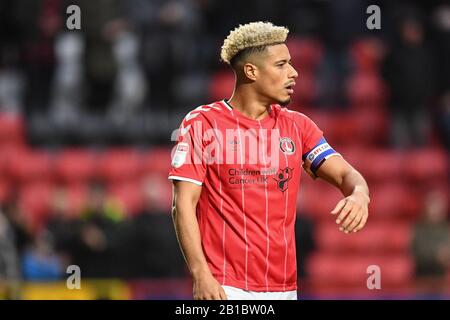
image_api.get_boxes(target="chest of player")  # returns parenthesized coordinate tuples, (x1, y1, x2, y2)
(203, 123, 302, 192)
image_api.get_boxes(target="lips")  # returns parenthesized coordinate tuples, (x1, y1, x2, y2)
(285, 82, 296, 95)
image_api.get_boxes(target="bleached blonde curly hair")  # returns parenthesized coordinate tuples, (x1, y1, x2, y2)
(220, 21, 289, 65)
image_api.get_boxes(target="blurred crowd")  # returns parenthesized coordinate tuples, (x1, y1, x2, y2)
(0, 179, 187, 297)
(0, 0, 449, 298)
(0, 0, 448, 147)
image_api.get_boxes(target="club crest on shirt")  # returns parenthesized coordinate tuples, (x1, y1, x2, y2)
(279, 137, 295, 155)
(171, 142, 189, 168)
(273, 167, 293, 192)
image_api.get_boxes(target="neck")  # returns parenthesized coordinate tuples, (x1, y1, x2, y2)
(227, 84, 272, 121)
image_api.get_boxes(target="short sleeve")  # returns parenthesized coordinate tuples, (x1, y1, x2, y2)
(168, 114, 209, 186)
(300, 115, 323, 153)
(299, 115, 340, 179)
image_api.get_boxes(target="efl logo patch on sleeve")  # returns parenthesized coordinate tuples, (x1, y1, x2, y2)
(171, 142, 189, 168)
(302, 138, 340, 178)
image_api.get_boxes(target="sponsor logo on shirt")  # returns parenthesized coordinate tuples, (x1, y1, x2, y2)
(305, 142, 331, 164)
(273, 167, 294, 192)
(226, 167, 278, 187)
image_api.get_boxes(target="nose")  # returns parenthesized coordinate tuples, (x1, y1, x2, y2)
(289, 65, 299, 79)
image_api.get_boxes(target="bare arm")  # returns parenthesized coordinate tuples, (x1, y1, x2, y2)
(315, 155, 370, 233)
(171, 180, 227, 300)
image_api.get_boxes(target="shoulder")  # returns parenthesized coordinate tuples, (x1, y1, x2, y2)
(179, 101, 224, 128)
(273, 105, 317, 127)
(181, 102, 224, 123)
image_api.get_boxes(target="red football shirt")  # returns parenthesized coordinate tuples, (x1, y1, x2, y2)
(169, 100, 339, 292)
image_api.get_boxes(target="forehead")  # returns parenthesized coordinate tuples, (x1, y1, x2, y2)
(265, 43, 291, 62)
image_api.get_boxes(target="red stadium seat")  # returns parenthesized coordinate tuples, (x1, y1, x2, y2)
(142, 147, 173, 177)
(350, 148, 405, 184)
(54, 149, 98, 184)
(0, 179, 11, 205)
(315, 220, 413, 254)
(141, 173, 173, 212)
(417, 183, 450, 209)
(108, 182, 145, 217)
(404, 148, 449, 183)
(298, 179, 342, 220)
(0, 113, 26, 147)
(44, 185, 89, 220)
(351, 108, 389, 146)
(307, 111, 357, 146)
(98, 149, 143, 183)
(290, 71, 317, 107)
(65, 184, 89, 217)
(369, 182, 421, 220)
(17, 183, 54, 233)
(349, 38, 385, 73)
(286, 37, 324, 73)
(209, 70, 234, 102)
(307, 252, 414, 289)
(307, 109, 388, 147)
(0, 147, 13, 179)
(0, 146, 27, 194)
(335, 146, 364, 167)
(346, 71, 388, 109)
(299, 170, 422, 222)
(8, 150, 54, 185)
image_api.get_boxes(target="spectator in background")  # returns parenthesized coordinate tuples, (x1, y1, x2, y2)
(72, 0, 125, 113)
(22, 231, 63, 281)
(295, 213, 316, 281)
(13, 0, 62, 115)
(435, 92, 450, 150)
(411, 189, 450, 296)
(383, 13, 435, 148)
(126, 0, 202, 110)
(0, 0, 24, 115)
(2, 201, 33, 258)
(52, 0, 147, 124)
(431, 4, 450, 150)
(45, 188, 80, 269)
(431, 4, 450, 99)
(108, 28, 147, 121)
(71, 182, 124, 278)
(50, 32, 84, 123)
(295, 212, 316, 293)
(129, 175, 186, 278)
(0, 208, 21, 299)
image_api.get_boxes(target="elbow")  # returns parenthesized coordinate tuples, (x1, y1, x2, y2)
(171, 204, 178, 221)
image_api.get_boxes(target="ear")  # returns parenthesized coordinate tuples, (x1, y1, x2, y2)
(243, 63, 258, 81)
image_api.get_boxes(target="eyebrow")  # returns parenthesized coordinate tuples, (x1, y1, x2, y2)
(274, 59, 291, 64)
